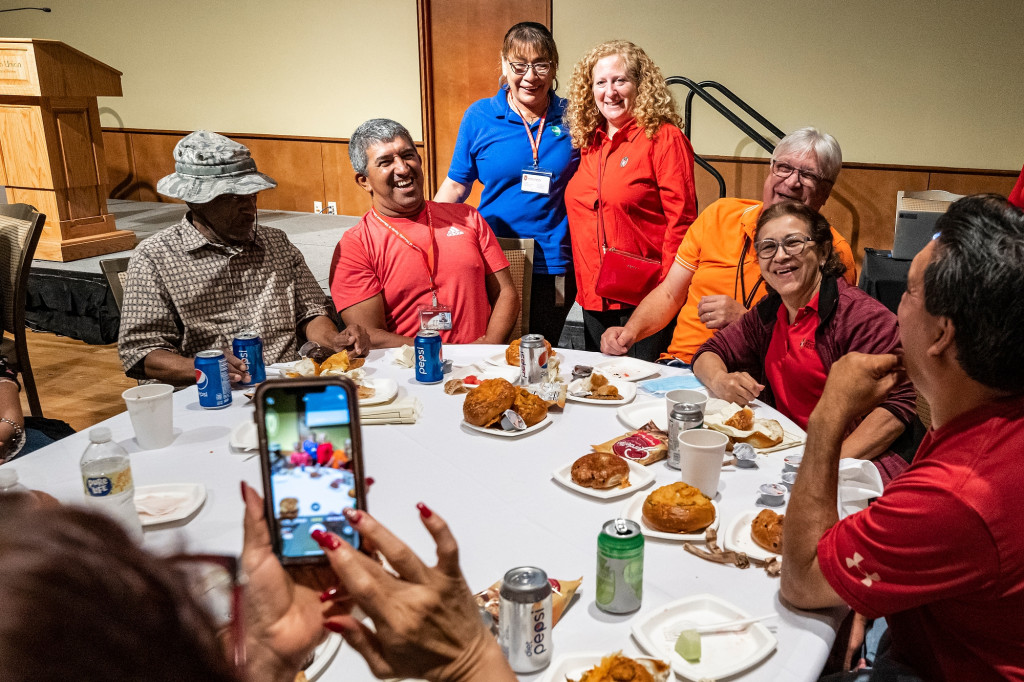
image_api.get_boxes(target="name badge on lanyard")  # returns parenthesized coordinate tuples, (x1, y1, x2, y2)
(418, 303, 453, 331)
(510, 98, 551, 195)
(521, 166, 553, 195)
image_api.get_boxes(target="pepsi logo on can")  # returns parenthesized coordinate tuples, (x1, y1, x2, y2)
(195, 349, 232, 409)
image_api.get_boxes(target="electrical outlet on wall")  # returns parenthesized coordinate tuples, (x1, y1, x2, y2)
(327, 201, 337, 215)
(313, 201, 323, 214)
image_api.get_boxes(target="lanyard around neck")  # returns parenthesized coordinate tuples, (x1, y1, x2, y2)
(371, 206, 439, 306)
(508, 95, 546, 167)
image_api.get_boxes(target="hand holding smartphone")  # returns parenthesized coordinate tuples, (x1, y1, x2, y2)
(255, 377, 367, 565)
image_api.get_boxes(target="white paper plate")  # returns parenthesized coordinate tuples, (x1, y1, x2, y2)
(449, 363, 520, 385)
(461, 416, 552, 438)
(594, 357, 660, 382)
(135, 483, 207, 526)
(305, 632, 343, 680)
(540, 652, 668, 682)
(229, 418, 258, 452)
(360, 377, 398, 405)
(631, 593, 777, 681)
(552, 458, 656, 500)
(617, 399, 669, 431)
(722, 509, 783, 563)
(621, 490, 719, 542)
(484, 351, 512, 367)
(567, 375, 637, 405)
(266, 360, 301, 376)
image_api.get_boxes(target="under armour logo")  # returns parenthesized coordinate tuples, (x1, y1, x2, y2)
(620, 156, 629, 167)
(845, 552, 881, 587)
(445, 226, 464, 237)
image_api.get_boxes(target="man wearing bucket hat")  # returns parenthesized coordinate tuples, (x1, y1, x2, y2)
(118, 130, 368, 386)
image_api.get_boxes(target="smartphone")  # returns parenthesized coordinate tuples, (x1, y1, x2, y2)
(254, 376, 367, 565)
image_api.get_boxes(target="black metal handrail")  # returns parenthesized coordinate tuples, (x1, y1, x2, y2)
(667, 76, 786, 199)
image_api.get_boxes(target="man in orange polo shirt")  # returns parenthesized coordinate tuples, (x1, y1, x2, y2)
(601, 126, 857, 364)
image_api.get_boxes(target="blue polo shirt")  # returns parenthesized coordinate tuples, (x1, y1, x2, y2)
(446, 87, 579, 275)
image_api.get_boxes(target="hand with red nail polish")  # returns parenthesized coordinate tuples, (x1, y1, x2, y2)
(238, 481, 346, 682)
(320, 506, 515, 682)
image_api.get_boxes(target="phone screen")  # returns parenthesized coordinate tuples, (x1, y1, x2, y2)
(257, 380, 363, 560)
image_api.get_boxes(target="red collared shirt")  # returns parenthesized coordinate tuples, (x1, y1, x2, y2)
(565, 118, 697, 311)
(763, 292, 827, 429)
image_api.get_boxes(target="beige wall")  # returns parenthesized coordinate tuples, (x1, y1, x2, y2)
(1, 0, 423, 139)
(4, 1, 1021, 171)
(552, 0, 1024, 170)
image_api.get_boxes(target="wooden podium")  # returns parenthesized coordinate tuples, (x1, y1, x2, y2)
(0, 38, 136, 261)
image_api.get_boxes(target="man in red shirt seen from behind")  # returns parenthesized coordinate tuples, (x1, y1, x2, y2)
(782, 194, 1024, 681)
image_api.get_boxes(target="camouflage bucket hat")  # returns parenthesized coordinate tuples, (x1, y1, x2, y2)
(156, 130, 277, 203)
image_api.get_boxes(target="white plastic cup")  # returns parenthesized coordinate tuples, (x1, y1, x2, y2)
(666, 389, 709, 424)
(678, 429, 729, 498)
(122, 384, 175, 449)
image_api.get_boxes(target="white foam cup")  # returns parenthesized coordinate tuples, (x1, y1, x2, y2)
(666, 389, 709, 424)
(678, 428, 729, 498)
(122, 384, 175, 449)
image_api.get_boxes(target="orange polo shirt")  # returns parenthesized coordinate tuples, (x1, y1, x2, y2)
(666, 198, 856, 363)
(565, 118, 697, 311)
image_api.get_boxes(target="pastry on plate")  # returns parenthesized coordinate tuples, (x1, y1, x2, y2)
(751, 508, 784, 553)
(570, 653, 669, 682)
(513, 386, 548, 426)
(462, 378, 517, 427)
(505, 337, 553, 366)
(705, 402, 785, 449)
(642, 482, 715, 533)
(319, 350, 365, 374)
(570, 452, 630, 489)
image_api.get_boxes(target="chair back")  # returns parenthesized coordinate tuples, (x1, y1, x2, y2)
(0, 204, 46, 337)
(497, 237, 534, 341)
(100, 257, 132, 312)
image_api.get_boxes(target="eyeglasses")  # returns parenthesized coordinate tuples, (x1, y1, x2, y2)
(507, 61, 552, 76)
(770, 160, 829, 188)
(755, 234, 816, 260)
(170, 553, 246, 670)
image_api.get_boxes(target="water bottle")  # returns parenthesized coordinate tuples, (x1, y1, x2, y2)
(80, 427, 143, 541)
(0, 468, 30, 497)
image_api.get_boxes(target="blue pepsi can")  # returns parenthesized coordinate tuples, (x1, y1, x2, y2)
(414, 329, 443, 384)
(232, 331, 265, 385)
(195, 349, 232, 409)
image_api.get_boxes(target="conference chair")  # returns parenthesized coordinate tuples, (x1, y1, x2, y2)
(100, 257, 131, 312)
(497, 237, 534, 341)
(0, 203, 47, 416)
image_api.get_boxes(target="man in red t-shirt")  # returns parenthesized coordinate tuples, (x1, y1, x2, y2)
(330, 119, 519, 347)
(782, 195, 1024, 680)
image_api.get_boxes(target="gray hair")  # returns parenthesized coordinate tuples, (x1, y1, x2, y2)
(773, 126, 842, 184)
(348, 119, 415, 175)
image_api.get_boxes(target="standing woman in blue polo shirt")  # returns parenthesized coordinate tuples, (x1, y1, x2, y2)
(435, 22, 579, 346)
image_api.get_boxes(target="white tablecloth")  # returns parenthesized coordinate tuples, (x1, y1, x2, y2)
(9, 345, 843, 681)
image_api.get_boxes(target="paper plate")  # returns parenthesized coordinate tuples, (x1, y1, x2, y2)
(616, 399, 668, 431)
(359, 377, 398, 406)
(304, 632, 343, 680)
(594, 357, 660, 382)
(567, 376, 637, 405)
(135, 483, 207, 526)
(631, 593, 777, 681)
(540, 652, 668, 682)
(552, 458, 656, 500)
(621, 490, 719, 542)
(461, 416, 551, 438)
(722, 509, 783, 562)
(229, 418, 258, 452)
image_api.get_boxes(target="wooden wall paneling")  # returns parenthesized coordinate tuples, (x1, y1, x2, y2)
(926, 172, 1018, 197)
(321, 141, 373, 218)
(127, 132, 180, 203)
(102, 129, 136, 200)
(241, 137, 324, 213)
(418, 0, 552, 197)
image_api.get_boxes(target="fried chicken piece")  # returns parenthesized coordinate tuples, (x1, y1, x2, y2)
(724, 407, 755, 431)
(463, 378, 517, 427)
(513, 387, 549, 426)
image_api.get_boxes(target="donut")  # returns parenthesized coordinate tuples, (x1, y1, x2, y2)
(570, 452, 629, 489)
(641, 482, 715, 534)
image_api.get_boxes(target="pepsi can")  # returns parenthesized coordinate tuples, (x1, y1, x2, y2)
(195, 349, 232, 409)
(232, 331, 266, 385)
(414, 330, 443, 384)
(518, 334, 547, 385)
(498, 566, 553, 673)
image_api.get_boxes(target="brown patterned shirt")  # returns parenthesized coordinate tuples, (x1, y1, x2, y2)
(118, 216, 331, 379)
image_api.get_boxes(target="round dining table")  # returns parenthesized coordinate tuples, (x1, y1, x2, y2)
(8, 345, 844, 681)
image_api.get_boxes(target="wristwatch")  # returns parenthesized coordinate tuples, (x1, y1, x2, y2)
(0, 417, 26, 464)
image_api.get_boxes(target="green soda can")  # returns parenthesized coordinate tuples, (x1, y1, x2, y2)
(596, 518, 644, 613)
